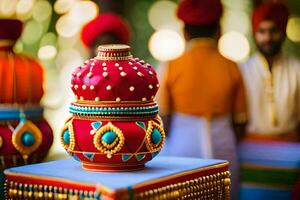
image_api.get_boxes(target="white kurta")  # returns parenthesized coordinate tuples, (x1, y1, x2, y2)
(240, 53, 300, 135)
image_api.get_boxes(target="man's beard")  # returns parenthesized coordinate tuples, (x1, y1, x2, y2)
(256, 40, 283, 58)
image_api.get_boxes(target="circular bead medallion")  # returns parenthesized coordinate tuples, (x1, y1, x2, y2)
(21, 131, 35, 147)
(60, 119, 76, 151)
(93, 122, 125, 158)
(146, 121, 165, 152)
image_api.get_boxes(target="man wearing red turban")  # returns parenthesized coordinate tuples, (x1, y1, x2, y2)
(158, 1, 247, 199)
(239, 2, 300, 200)
(81, 13, 130, 56)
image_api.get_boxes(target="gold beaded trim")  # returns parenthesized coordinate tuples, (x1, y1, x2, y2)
(75, 100, 155, 105)
(95, 55, 133, 61)
(5, 171, 230, 200)
(0, 39, 14, 47)
(93, 122, 125, 158)
(145, 121, 166, 152)
(134, 171, 231, 200)
(5, 180, 100, 200)
(12, 121, 43, 160)
(96, 44, 133, 61)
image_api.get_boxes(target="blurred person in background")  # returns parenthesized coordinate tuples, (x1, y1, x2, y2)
(81, 12, 131, 57)
(158, 0, 247, 199)
(239, 2, 300, 199)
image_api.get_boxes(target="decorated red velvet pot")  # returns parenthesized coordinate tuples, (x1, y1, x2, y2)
(61, 44, 165, 171)
(0, 19, 53, 169)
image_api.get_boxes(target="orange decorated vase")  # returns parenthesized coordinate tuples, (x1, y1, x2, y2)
(61, 44, 165, 171)
(0, 19, 53, 169)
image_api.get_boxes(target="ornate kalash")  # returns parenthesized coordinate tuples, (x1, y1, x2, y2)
(0, 19, 53, 169)
(61, 44, 166, 171)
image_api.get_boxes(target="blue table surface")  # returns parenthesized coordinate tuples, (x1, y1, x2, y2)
(5, 156, 226, 191)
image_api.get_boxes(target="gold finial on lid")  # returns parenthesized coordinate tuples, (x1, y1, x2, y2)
(96, 44, 133, 60)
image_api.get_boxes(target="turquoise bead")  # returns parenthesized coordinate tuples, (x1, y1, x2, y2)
(102, 131, 117, 144)
(151, 128, 162, 145)
(63, 130, 70, 144)
(21, 131, 35, 147)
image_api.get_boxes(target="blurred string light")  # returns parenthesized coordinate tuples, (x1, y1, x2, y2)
(287, 17, 300, 42)
(147, 0, 185, 62)
(149, 29, 185, 62)
(54, 0, 76, 14)
(57, 35, 79, 49)
(38, 33, 58, 61)
(55, 0, 99, 38)
(148, 0, 182, 31)
(218, 31, 250, 62)
(38, 45, 57, 60)
(0, 0, 18, 18)
(21, 20, 44, 44)
(13, 40, 24, 54)
(40, 32, 57, 47)
(56, 48, 83, 69)
(221, 10, 250, 34)
(32, 0, 52, 22)
(56, 14, 80, 38)
(16, 0, 34, 20)
(69, 1, 98, 25)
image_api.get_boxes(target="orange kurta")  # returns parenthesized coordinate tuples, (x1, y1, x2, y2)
(159, 38, 247, 122)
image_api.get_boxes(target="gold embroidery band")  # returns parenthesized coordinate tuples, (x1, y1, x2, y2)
(0, 39, 14, 47)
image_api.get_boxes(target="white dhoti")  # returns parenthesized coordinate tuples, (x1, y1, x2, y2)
(160, 113, 239, 200)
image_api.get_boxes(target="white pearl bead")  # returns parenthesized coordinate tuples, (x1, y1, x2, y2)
(120, 71, 127, 77)
(103, 72, 108, 77)
(129, 86, 135, 91)
(106, 85, 112, 90)
(87, 72, 93, 77)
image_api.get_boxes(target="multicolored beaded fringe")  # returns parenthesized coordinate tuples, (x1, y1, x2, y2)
(5, 171, 230, 200)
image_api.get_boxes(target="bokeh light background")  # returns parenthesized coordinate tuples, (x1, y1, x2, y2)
(0, 0, 299, 159)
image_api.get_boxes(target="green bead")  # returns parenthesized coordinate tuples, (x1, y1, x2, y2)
(102, 131, 117, 145)
(151, 128, 162, 145)
(21, 132, 35, 147)
(63, 130, 70, 144)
